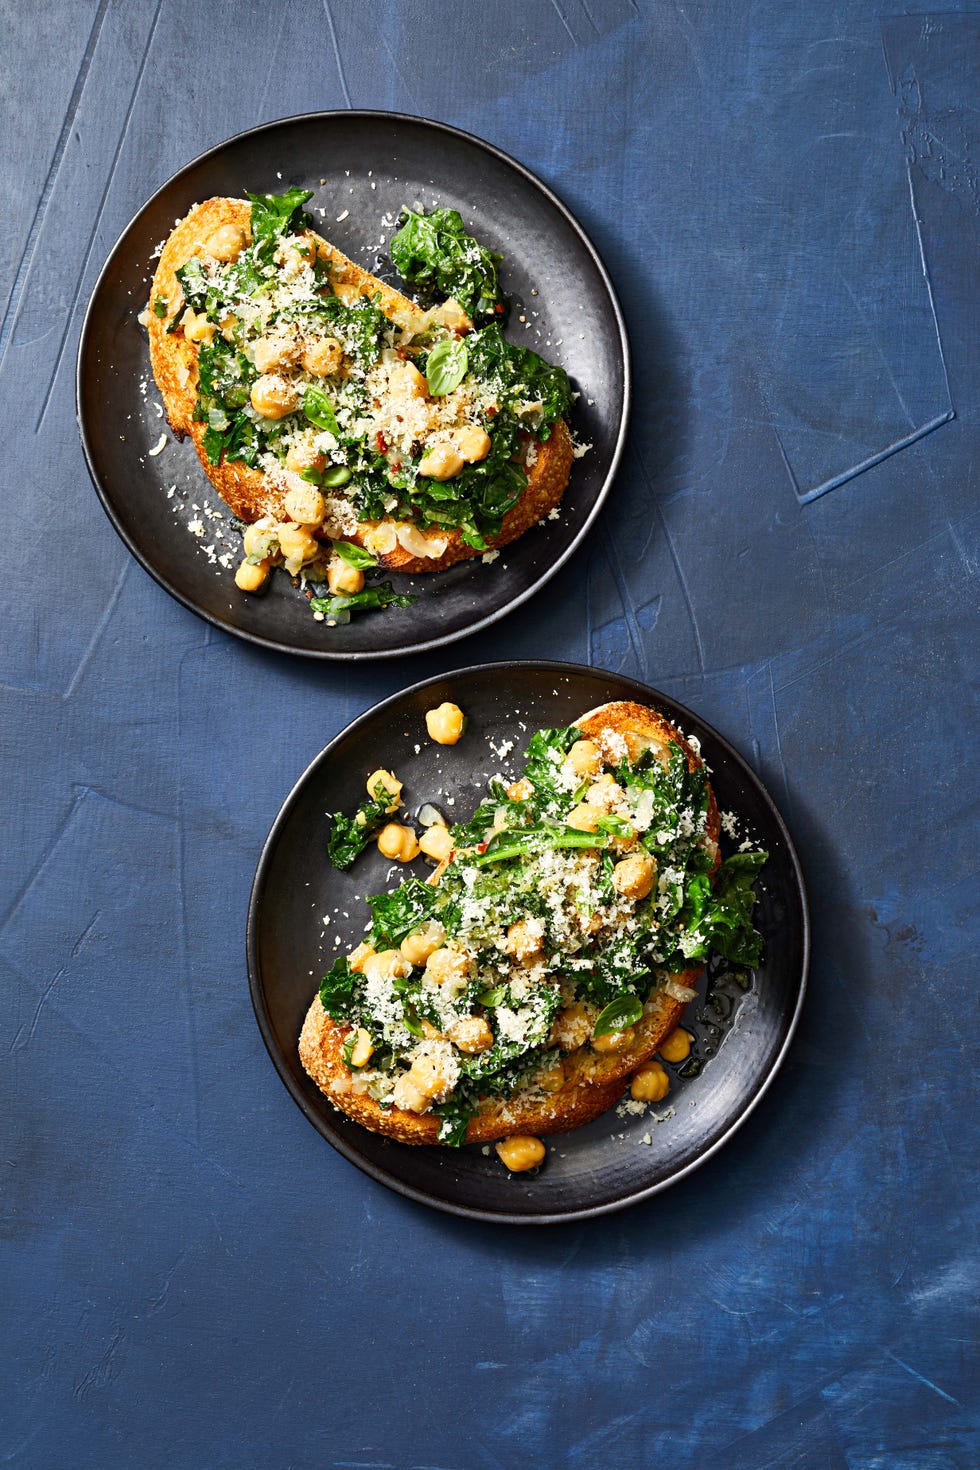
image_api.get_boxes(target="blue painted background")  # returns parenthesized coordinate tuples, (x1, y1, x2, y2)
(1, 2, 977, 1465)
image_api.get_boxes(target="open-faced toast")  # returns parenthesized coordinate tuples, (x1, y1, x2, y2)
(298, 699, 768, 1152)
(147, 193, 574, 586)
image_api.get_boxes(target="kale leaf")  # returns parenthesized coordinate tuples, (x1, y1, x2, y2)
(433, 1095, 474, 1147)
(247, 187, 314, 247)
(466, 325, 572, 427)
(368, 878, 442, 949)
(326, 780, 399, 870)
(683, 851, 768, 966)
(390, 207, 504, 324)
(319, 956, 359, 1020)
(309, 586, 417, 623)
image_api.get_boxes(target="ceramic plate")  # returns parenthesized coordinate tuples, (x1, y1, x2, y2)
(77, 112, 629, 659)
(247, 662, 809, 1223)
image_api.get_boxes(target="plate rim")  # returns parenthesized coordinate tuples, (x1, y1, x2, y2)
(75, 109, 632, 661)
(246, 658, 811, 1224)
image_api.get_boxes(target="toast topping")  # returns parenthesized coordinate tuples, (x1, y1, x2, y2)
(314, 711, 768, 1143)
(149, 189, 576, 619)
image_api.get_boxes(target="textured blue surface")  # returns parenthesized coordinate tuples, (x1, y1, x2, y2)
(1, 2, 977, 1466)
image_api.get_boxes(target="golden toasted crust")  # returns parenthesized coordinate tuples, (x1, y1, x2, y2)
(299, 999, 625, 1145)
(299, 700, 722, 1147)
(147, 197, 574, 574)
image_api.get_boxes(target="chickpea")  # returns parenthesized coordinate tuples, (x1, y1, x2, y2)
(503, 919, 545, 965)
(203, 223, 248, 262)
(418, 443, 464, 481)
(276, 522, 319, 573)
(347, 1027, 374, 1068)
(391, 1052, 452, 1111)
(446, 1015, 494, 1054)
(390, 359, 429, 400)
(506, 777, 533, 801)
(277, 236, 315, 275)
(659, 1028, 693, 1064)
(453, 425, 491, 463)
(362, 949, 412, 984)
(377, 822, 420, 862)
(611, 850, 657, 901)
(399, 920, 446, 968)
(419, 823, 453, 862)
(424, 298, 471, 331)
(242, 520, 279, 559)
(585, 773, 622, 808)
(424, 947, 470, 988)
(425, 701, 466, 745)
(536, 1060, 566, 1093)
(180, 308, 214, 345)
(566, 802, 600, 833)
(391, 1073, 430, 1113)
(301, 337, 344, 376)
(250, 374, 299, 420)
(592, 1026, 636, 1054)
(495, 1136, 546, 1172)
(630, 1061, 670, 1103)
(550, 1001, 596, 1050)
(366, 769, 401, 811)
(420, 1019, 444, 1041)
(326, 557, 365, 595)
(348, 942, 375, 973)
(285, 444, 326, 475)
(564, 738, 603, 780)
(362, 521, 398, 556)
(235, 559, 269, 592)
(219, 312, 237, 342)
(251, 334, 299, 374)
(283, 484, 327, 526)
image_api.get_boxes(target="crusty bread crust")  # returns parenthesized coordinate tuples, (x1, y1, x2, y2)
(299, 701, 721, 1147)
(147, 198, 574, 575)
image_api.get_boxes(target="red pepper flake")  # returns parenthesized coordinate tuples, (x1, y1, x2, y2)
(477, 841, 488, 853)
(495, 304, 504, 313)
(375, 430, 390, 452)
(392, 459, 402, 471)
(487, 405, 499, 417)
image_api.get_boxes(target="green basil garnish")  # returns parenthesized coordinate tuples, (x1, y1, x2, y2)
(331, 540, 378, 570)
(425, 338, 469, 396)
(303, 384, 340, 434)
(593, 994, 644, 1037)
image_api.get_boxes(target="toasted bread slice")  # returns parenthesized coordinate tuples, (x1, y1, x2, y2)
(147, 198, 574, 575)
(299, 700, 721, 1148)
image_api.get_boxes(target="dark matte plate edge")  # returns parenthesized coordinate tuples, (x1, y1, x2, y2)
(245, 659, 810, 1225)
(75, 111, 632, 661)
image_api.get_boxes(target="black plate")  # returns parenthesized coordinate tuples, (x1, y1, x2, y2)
(76, 112, 629, 659)
(247, 662, 809, 1223)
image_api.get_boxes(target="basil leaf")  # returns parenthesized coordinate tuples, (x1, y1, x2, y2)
(303, 385, 340, 434)
(425, 338, 469, 396)
(331, 540, 378, 570)
(152, 296, 167, 318)
(593, 994, 644, 1037)
(475, 986, 507, 1007)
